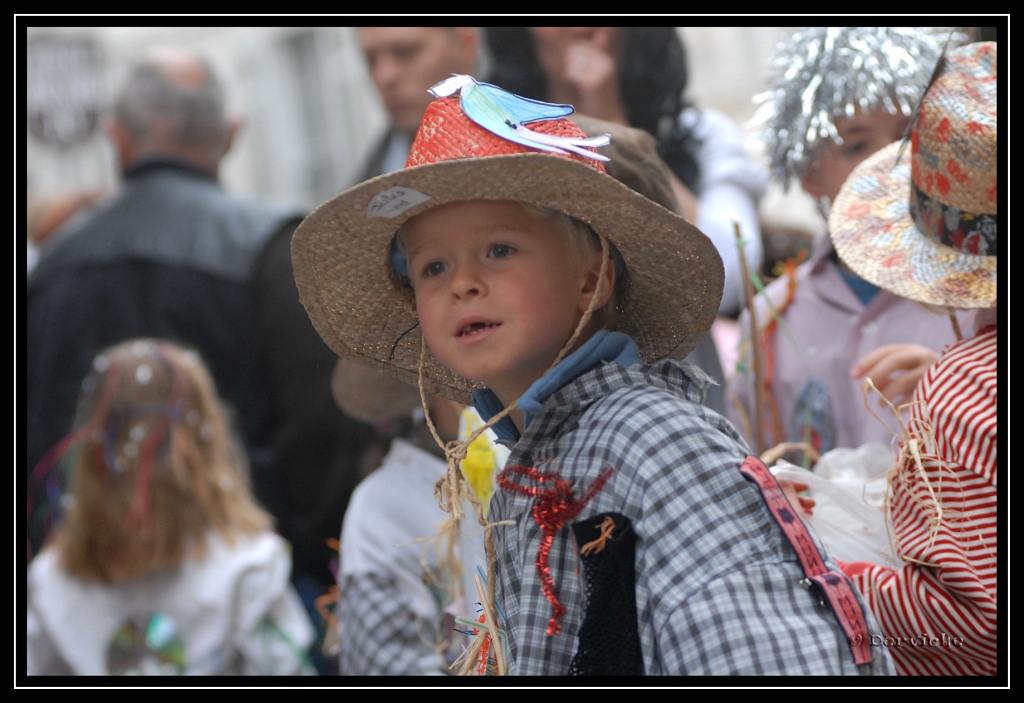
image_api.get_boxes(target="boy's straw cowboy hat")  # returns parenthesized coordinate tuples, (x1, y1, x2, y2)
(291, 79, 723, 403)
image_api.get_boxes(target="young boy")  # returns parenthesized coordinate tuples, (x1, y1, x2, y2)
(828, 41, 997, 676)
(732, 28, 968, 458)
(292, 77, 893, 675)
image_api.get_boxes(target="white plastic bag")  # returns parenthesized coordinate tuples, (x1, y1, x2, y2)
(772, 443, 905, 569)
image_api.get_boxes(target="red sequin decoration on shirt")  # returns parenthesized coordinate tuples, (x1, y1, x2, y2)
(497, 463, 614, 635)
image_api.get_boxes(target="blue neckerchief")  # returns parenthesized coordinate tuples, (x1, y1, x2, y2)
(838, 267, 881, 306)
(472, 330, 641, 442)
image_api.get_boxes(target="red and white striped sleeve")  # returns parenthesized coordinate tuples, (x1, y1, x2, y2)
(841, 327, 998, 676)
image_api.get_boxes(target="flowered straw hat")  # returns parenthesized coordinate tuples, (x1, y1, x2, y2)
(829, 42, 997, 309)
(291, 76, 723, 403)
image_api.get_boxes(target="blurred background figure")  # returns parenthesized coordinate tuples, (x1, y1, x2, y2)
(331, 359, 498, 676)
(354, 27, 480, 181)
(728, 27, 972, 461)
(27, 339, 314, 676)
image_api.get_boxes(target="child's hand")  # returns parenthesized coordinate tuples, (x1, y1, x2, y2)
(851, 344, 938, 406)
(779, 479, 815, 517)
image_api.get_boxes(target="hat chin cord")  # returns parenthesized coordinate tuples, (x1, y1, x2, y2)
(416, 231, 611, 675)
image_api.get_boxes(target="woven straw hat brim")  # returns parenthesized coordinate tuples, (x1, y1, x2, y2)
(292, 152, 723, 405)
(829, 142, 997, 309)
(331, 357, 423, 424)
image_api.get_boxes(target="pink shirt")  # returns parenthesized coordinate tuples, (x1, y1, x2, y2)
(727, 239, 973, 453)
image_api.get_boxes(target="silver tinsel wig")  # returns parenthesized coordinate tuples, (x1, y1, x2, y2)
(751, 27, 963, 185)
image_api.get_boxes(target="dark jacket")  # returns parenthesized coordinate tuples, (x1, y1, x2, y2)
(252, 223, 377, 583)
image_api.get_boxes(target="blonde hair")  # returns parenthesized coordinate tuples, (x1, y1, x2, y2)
(54, 339, 271, 583)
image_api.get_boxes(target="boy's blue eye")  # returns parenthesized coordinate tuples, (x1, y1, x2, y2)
(490, 244, 513, 258)
(424, 261, 448, 277)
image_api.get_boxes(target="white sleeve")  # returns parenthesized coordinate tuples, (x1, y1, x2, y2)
(687, 108, 767, 317)
(27, 598, 72, 676)
(232, 534, 317, 676)
(26, 557, 73, 676)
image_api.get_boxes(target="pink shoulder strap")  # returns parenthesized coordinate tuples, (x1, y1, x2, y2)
(739, 455, 874, 667)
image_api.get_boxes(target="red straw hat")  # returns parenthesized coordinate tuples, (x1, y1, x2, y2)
(829, 42, 997, 309)
(292, 89, 723, 403)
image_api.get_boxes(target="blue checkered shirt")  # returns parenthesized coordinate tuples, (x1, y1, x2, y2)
(489, 360, 895, 676)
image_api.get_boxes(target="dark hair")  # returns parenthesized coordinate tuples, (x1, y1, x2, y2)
(483, 27, 701, 190)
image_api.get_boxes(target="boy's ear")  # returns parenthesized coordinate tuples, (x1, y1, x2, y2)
(577, 250, 616, 315)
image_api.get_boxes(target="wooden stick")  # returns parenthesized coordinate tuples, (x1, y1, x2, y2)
(474, 572, 505, 675)
(735, 222, 765, 455)
(948, 308, 963, 342)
